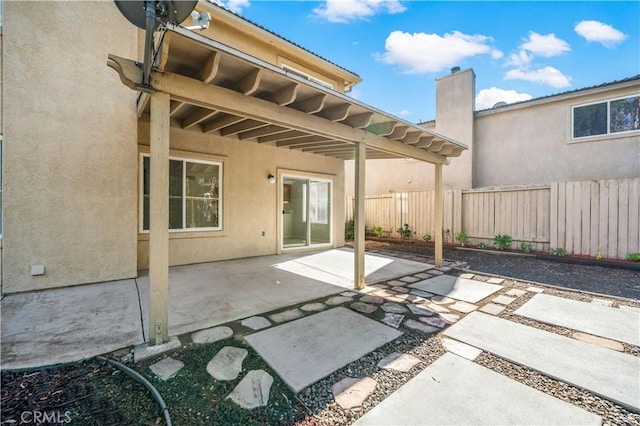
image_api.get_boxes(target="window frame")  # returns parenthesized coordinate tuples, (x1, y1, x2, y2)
(571, 94, 640, 141)
(139, 153, 223, 233)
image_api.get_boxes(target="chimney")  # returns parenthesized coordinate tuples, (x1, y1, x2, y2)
(451, 66, 461, 74)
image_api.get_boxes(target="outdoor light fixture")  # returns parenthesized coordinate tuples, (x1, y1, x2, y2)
(184, 10, 211, 30)
(268, 174, 276, 184)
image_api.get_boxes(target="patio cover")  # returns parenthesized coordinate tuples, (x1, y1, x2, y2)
(107, 22, 467, 345)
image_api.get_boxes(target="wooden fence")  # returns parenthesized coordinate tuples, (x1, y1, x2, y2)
(346, 177, 639, 259)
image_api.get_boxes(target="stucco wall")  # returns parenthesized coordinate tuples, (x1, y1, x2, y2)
(2, 2, 139, 293)
(136, 120, 345, 269)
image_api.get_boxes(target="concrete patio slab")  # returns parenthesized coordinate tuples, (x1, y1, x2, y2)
(1, 279, 145, 370)
(515, 294, 640, 346)
(408, 275, 503, 304)
(443, 312, 640, 411)
(355, 353, 601, 425)
(245, 307, 402, 393)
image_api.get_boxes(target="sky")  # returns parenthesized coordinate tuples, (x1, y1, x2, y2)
(212, 0, 640, 123)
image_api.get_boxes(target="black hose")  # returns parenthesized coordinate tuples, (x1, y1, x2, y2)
(97, 356, 172, 426)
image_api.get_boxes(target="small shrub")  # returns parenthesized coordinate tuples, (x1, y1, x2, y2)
(520, 242, 533, 253)
(477, 241, 488, 249)
(345, 219, 354, 239)
(397, 224, 412, 238)
(626, 253, 640, 262)
(549, 247, 568, 256)
(422, 233, 432, 242)
(455, 231, 468, 246)
(373, 226, 384, 237)
(492, 234, 513, 250)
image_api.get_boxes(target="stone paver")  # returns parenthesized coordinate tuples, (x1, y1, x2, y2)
(149, 357, 184, 381)
(373, 290, 396, 298)
(372, 284, 390, 289)
(436, 267, 452, 272)
(400, 276, 420, 283)
(414, 273, 433, 279)
(405, 295, 428, 304)
(572, 332, 624, 352)
(392, 286, 410, 294)
(386, 280, 405, 287)
(381, 313, 404, 328)
(228, 370, 273, 409)
(441, 337, 482, 361)
(351, 302, 378, 314)
(386, 295, 407, 303)
(300, 303, 326, 312)
(492, 295, 517, 305)
(430, 295, 455, 305)
(591, 298, 613, 307)
(325, 296, 354, 306)
(377, 352, 420, 372)
(381, 302, 409, 314)
(404, 319, 439, 334)
(458, 273, 474, 279)
(407, 304, 435, 316)
(207, 346, 248, 381)
(429, 270, 444, 276)
(505, 289, 527, 297)
(409, 275, 503, 304)
(332, 377, 377, 409)
(487, 277, 505, 284)
(269, 308, 304, 323)
(409, 289, 434, 298)
(360, 295, 385, 304)
(134, 336, 181, 363)
(449, 301, 478, 314)
(526, 286, 545, 293)
(439, 313, 460, 323)
(241, 316, 271, 330)
(341, 292, 359, 297)
(425, 303, 450, 313)
(192, 326, 233, 344)
(479, 303, 506, 316)
(419, 317, 447, 328)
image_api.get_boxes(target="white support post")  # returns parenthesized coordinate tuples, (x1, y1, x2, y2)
(149, 91, 170, 345)
(434, 162, 443, 268)
(354, 142, 366, 289)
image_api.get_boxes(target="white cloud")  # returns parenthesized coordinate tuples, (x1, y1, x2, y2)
(521, 32, 571, 57)
(475, 87, 533, 110)
(491, 49, 504, 60)
(505, 66, 571, 88)
(398, 109, 411, 117)
(377, 30, 497, 74)
(575, 20, 627, 47)
(313, 0, 406, 23)
(507, 49, 533, 67)
(211, 0, 250, 14)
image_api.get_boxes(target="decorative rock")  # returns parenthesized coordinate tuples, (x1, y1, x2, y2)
(405, 295, 428, 304)
(381, 302, 409, 314)
(377, 352, 420, 372)
(360, 295, 385, 304)
(487, 277, 505, 284)
(381, 313, 404, 328)
(459, 273, 475, 279)
(410, 290, 435, 298)
(228, 370, 274, 409)
(392, 286, 410, 294)
(149, 357, 184, 381)
(591, 298, 613, 307)
(400, 276, 420, 283)
(386, 295, 408, 303)
(300, 303, 326, 312)
(373, 289, 395, 298)
(325, 296, 353, 306)
(431, 296, 455, 305)
(332, 377, 377, 409)
(572, 332, 624, 351)
(269, 308, 304, 323)
(426, 303, 450, 313)
(404, 319, 440, 334)
(439, 313, 461, 324)
(341, 291, 359, 297)
(192, 326, 233, 344)
(241, 316, 271, 330)
(492, 295, 517, 305)
(479, 303, 506, 316)
(351, 302, 378, 314)
(207, 347, 248, 381)
(419, 317, 447, 328)
(505, 289, 527, 297)
(407, 304, 435, 316)
(449, 301, 478, 314)
(441, 337, 482, 360)
(526, 286, 545, 293)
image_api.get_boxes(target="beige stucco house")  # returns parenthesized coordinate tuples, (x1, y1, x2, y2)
(1, 1, 466, 344)
(346, 68, 640, 195)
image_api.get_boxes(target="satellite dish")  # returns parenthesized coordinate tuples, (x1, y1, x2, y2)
(492, 101, 508, 108)
(114, 0, 198, 29)
(113, 0, 198, 90)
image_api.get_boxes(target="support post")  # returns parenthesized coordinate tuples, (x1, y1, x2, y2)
(149, 91, 170, 345)
(354, 142, 366, 289)
(434, 162, 443, 268)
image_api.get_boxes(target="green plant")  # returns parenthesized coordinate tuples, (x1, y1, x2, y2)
(422, 233, 432, 242)
(397, 224, 412, 238)
(520, 242, 533, 253)
(492, 234, 513, 250)
(455, 231, 468, 246)
(626, 253, 640, 262)
(373, 226, 384, 237)
(345, 219, 355, 240)
(477, 241, 488, 249)
(549, 247, 568, 256)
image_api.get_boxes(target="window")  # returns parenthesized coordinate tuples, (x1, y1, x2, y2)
(309, 181, 329, 224)
(573, 95, 639, 139)
(141, 155, 222, 232)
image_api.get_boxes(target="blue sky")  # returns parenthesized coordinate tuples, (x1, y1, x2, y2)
(214, 1, 639, 122)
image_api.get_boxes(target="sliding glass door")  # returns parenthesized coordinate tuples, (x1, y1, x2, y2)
(282, 176, 332, 249)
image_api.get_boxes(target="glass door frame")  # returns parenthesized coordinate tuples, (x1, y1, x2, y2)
(278, 170, 334, 253)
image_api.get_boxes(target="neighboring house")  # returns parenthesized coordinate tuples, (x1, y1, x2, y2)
(346, 68, 640, 195)
(1, 1, 465, 343)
